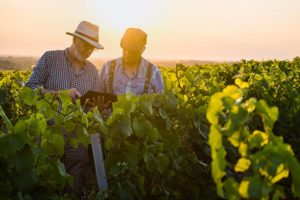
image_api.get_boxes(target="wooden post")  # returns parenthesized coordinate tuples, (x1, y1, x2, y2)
(90, 134, 108, 190)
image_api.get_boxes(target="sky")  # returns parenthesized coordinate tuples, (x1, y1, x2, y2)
(0, 0, 300, 61)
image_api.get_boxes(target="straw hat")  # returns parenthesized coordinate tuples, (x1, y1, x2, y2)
(67, 21, 104, 49)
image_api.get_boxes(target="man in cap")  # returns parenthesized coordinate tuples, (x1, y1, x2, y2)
(99, 28, 164, 95)
(26, 21, 103, 196)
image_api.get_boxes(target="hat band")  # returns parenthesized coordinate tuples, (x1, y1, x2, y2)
(75, 31, 98, 43)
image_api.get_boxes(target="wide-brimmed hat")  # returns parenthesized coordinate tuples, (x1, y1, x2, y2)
(120, 28, 147, 51)
(66, 21, 104, 49)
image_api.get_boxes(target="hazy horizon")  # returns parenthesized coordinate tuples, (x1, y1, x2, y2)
(1, 0, 300, 61)
(0, 53, 240, 62)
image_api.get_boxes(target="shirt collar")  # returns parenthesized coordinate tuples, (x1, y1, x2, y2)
(119, 57, 144, 80)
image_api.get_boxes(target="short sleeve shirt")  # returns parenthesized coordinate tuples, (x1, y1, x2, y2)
(25, 49, 100, 95)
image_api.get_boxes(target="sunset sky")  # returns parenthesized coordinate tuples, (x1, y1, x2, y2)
(0, 0, 300, 61)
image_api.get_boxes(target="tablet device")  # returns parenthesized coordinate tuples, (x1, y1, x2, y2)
(80, 91, 117, 107)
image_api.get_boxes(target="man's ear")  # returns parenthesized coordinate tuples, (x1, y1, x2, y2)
(141, 46, 146, 53)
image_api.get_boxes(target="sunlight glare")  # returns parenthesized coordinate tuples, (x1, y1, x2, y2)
(93, 0, 161, 31)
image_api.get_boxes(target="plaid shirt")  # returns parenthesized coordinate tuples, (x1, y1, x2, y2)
(99, 57, 164, 95)
(25, 49, 100, 95)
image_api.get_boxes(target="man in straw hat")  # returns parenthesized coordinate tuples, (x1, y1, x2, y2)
(99, 28, 164, 95)
(26, 20, 103, 196)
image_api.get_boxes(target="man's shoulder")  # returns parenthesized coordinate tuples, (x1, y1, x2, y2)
(43, 49, 65, 57)
(101, 57, 121, 71)
(35, 50, 65, 66)
(104, 57, 122, 66)
(85, 61, 99, 74)
(141, 58, 159, 69)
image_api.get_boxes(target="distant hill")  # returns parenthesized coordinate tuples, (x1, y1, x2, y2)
(0, 55, 233, 71)
(0, 56, 37, 70)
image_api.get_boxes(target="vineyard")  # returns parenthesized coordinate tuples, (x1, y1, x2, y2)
(0, 58, 300, 199)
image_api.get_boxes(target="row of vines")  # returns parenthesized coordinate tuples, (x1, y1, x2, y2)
(0, 58, 299, 199)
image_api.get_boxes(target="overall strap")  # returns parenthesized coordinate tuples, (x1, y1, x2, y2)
(143, 62, 153, 94)
(108, 59, 116, 93)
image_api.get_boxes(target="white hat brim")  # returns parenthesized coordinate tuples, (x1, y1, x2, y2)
(66, 32, 104, 49)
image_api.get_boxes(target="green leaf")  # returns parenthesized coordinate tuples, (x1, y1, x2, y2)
(11, 169, 38, 192)
(165, 93, 177, 110)
(132, 117, 146, 138)
(0, 133, 25, 157)
(136, 173, 145, 195)
(56, 160, 71, 178)
(93, 108, 108, 134)
(159, 107, 172, 130)
(157, 153, 170, 173)
(122, 142, 139, 167)
(119, 180, 137, 200)
(245, 98, 257, 113)
(107, 107, 124, 125)
(133, 117, 157, 140)
(81, 113, 89, 127)
(238, 142, 248, 157)
(19, 87, 38, 106)
(270, 164, 289, 184)
(223, 85, 242, 100)
(248, 176, 272, 199)
(222, 96, 235, 110)
(249, 130, 269, 149)
(77, 127, 90, 147)
(209, 125, 226, 197)
(228, 131, 240, 147)
(226, 106, 248, 136)
(288, 156, 300, 197)
(235, 78, 249, 89)
(223, 178, 240, 200)
(143, 150, 155, 173)
(52, 134, 65, 156)
(234, 158, 251, 172)
(119, 115, 133, 137)
(239, 179, 250, 198)
(113, 94, 136, 114)
(256, 100, 279, 131)
(0, 105, 13, 130)
(184, 70, 194, 83)
(140, 96, 153, 116)
(27, 113, 47, 136)
(57, 90, 72, 107)
(207, 93, 224, 124)
(36, 99, 55, 119)
(42, 133, 64, 156)
(11, 145, 35, 172)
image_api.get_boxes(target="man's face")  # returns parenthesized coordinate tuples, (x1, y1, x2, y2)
(122, 47, 144, 66)
(73, 37, 95, 61)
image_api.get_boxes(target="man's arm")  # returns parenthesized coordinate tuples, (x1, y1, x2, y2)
(99, 62, 109, 93)
(92, 68, 101, 92)
(25, 52, 49, 89)
(25, 52, 81, 98)
(151, 66, 164, 93)
(41, 88, 81, 99)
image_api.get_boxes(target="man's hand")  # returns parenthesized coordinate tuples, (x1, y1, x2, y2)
(66, 88, 81, 99)
(40, 87, 81, 100)
(84, 96, 111, 111)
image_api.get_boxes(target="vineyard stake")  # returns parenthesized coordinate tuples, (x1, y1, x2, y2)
(90, 134, 108, 190)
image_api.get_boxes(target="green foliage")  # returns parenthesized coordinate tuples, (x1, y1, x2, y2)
(207, 79, 300, 199)
(0, 58, 299, 199)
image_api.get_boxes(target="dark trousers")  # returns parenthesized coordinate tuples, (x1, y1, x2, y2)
(63, 143, 97, 197)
